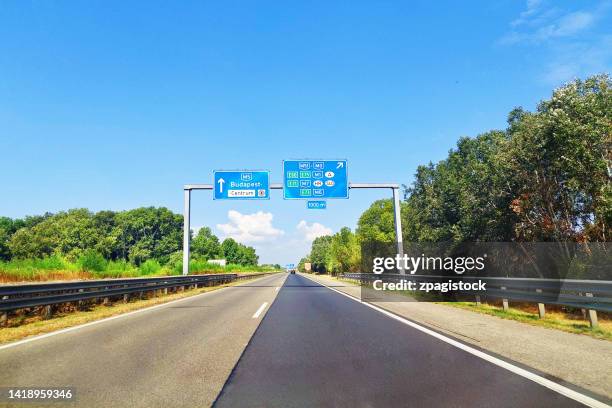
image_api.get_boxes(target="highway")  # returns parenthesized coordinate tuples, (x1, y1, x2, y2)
(0, 273, 597, 407)
(0, 273, 287, 408)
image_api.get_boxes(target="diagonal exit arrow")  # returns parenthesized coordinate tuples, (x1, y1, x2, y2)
(337, 161, 344, 169)
(218, 178, 225, 193)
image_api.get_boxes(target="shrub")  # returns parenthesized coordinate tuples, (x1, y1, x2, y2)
(78, 250, 107, 272)
(166, 251, 183, 274)
(33, 255, 67, 270)
(139, 259, 162, 275)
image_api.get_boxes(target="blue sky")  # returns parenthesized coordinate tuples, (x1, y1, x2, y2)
(1, 0, 610, 264)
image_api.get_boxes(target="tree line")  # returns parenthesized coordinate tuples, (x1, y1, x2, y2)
(300, 75, 611, 275)
(0, 207, 259, 267)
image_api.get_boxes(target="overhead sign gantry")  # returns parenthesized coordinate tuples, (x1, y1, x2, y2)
(183, 160, 404, 275)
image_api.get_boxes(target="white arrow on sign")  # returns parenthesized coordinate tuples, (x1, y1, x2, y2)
(218, 178, 225, 193)
(337, 161, 344, 169)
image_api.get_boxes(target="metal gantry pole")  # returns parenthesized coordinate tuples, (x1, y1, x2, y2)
(349, 183, 405, 275)
(392, 186, 405, 274)
(183, 182, 405, 275)
(182, 188, 191, 276)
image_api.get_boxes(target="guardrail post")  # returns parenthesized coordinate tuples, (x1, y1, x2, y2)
(501, 286, 509, 311)
(585, 293, 598, 328)
(41, 305, 53, 320)
(578, 292, 587, 318)
(103, 287, 110, 305)
(475, 295, 481, 306)
(77, 289, 85, 310)
(1, 295, 8, 326)
(164, 288, 168, 295)
(536, 289, 545, 318)
(123, 293, 129, 303)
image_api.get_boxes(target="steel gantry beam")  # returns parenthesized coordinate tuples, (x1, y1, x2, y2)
(182, 182, 405, 275)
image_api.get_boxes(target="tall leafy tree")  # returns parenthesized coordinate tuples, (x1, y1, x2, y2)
(356, 199, 397, 243)
(330, 227, 361, 274)
(8, 209, 102, 260)
(0, 217, 17, 260)
(501, 75, 611, 243)
(113, 207, 183, 265)
(220, 238, 258, 266)
(191, 227, 222, 260)
(309, 235, 333, 273)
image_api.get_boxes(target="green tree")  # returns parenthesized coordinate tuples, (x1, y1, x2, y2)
(238, 245, 258, 266)
(2, 206, 264, 269)
(399, 75, 610, 247)
(309, 235, 333, 273)
(356, 199, 397, 243)
(221, 238, 241, 264)
(403, 131, 515, 243)
(0, 217, 19, 260)
(501, 75, 611, 243)
(220, 238, 258, 266)
(330, 227, 361, 274)
(191, 227, 222, 260)
(113, 207, 183, 265)
(8, 209, 102, 260)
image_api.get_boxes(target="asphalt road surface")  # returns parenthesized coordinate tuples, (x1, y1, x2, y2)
(0, 273, 287, 408)
(214, 273, 583, 408)
(0, 273, 596, 407)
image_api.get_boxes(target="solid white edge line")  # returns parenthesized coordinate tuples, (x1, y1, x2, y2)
(300, 273, 609, 408)
(252, 302, 268, 319)
(0, 274, 281, 352)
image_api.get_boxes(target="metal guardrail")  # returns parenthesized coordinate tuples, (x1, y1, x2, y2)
(341, 273, 612, 313)
(0, 273, 272, 313)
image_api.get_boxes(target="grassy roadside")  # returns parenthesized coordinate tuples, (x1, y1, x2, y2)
(0, 256, 280, 283)
(314, 274, 612, 341)
(0, 274, 276, 345)
(444, 302, 612, 341)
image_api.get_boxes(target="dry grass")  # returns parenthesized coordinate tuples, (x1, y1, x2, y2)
(327, 275, 611, 341)
(0, 279, 255, 345)
(0, 270, 96, 283)
(443, 302, 612, 341)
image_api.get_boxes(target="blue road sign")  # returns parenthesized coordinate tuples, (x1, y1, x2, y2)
(213, 170, 270, 200)
(307, 200, 327, 209)
(283, 160, 348, 199)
